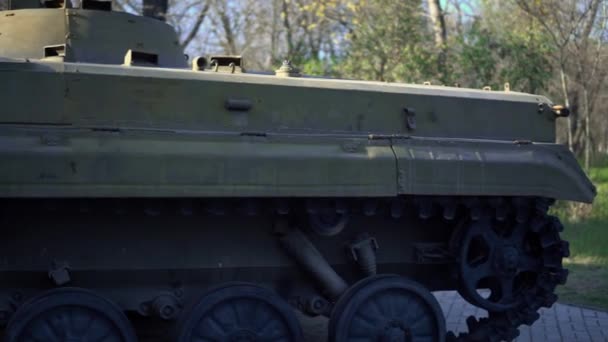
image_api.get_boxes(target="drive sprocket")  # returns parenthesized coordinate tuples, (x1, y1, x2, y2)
(448, 198, 569, 342)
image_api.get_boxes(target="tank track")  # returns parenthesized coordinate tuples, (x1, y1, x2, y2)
(0, 196, 568, 341)
(445, 198, 569, 342)
(291, 195, 569, 341)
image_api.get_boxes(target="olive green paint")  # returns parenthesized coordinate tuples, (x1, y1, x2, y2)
(0, 7, 595, 203)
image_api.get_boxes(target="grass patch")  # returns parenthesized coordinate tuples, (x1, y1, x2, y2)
(562, 220, 608, 265)
(558, 220, 608, 310)
(557, 263, 608, 310)
(554, 166, 608, 311)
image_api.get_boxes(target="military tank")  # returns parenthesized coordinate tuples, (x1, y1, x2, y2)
(0, 1, 596, 341)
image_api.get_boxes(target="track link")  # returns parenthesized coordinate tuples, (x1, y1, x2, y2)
(447, 198, 568, 341)
(0, 196, 568, 341)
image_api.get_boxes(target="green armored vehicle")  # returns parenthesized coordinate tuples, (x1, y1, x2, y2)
(0, 1, 595, 341)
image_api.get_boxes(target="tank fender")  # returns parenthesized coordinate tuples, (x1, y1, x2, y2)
(0, 130, 399, 198)
(392, 138, 596, 203)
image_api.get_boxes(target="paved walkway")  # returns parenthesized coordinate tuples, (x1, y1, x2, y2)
(300, 291, 608, 341)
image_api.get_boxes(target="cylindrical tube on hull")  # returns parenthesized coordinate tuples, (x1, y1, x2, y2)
(280, 229, 348, 300)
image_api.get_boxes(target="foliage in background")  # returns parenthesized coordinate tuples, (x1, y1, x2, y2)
(335, 0, 438, 83)
(553, 165, 608, 310)
(454, 1, 554, 93)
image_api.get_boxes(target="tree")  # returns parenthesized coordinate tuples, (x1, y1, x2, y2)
(179, 0, 211, 49)
(276, 0, 346, 68)
(427, 0, 448, 83)
(142, 0, 167, 21)
(452, 1, 553, 93)
(515, 0, 607, 168)
(337, 0, 436, 83)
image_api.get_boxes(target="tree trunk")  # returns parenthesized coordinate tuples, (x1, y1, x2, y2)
(143, 0, 167, 21)
(573, 0, 601, 163)
(217, 6, 237, 55)
(427, 0, 447, 82)
(270, 0, 280, 66)
(559, 66, 573, 151)
(281, 0, 295, 59)
(452, 0, 463, 37)
(583, 87, 591, 170)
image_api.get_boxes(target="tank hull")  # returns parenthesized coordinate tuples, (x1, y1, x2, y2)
(0, 59, 595, 202)
(0, 13, 594, 340)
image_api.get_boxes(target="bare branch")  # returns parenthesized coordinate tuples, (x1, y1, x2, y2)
(180, 0, 211, 48)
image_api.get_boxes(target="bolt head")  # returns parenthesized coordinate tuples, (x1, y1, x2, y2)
(161, 305, 175, 319)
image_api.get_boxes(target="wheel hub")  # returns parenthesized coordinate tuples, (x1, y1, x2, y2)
(381, 320, 412, 342)
(495, 245, 520, 274)
(329, 275, 445, 342)
(177, 283, 302, 342)
(456, 219, 541, 312)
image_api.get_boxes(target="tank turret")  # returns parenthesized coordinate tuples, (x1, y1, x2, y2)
(0, 0, 187, 67)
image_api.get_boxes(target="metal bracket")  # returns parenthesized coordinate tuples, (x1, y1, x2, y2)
(209, 55, 243, 73)
(349, 235, 379, 261)
(404, 107, 416, 131)
(348, 234, 379, 276)
(48, 260, 71, 286)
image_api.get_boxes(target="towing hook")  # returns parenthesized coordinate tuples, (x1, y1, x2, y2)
(552, 105, 570, 118)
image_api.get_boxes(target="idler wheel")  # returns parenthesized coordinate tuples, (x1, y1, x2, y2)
(5, 287, 136, 342)
(328, 275, 446, 342)
(457, 219, 545, 312)
(177, 282, 303, 342)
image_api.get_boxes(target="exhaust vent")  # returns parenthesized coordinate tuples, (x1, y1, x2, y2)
(123, 50, 159, 67)
(43, 44, 66, 59)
